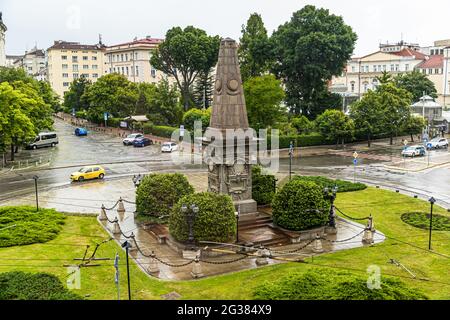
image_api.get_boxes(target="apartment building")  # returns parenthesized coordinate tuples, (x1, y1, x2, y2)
(0, 12, 7, 67)
(104, 36, 169, 83)
(47, 40, 106, 98)
(331, 40, 450, 108)
(13, 47, 46, 78)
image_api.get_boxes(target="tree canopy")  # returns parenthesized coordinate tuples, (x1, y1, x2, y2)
(395, 70, 438, 102)
(238, 13, 273, 82)
(271, 5, 357, 118)
(315, 109, 354, 145)
(150, 26, 220, 110)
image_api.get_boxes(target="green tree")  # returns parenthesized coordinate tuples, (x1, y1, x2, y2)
(315, 109, 354, 146)
(377, 82, 413, 145)
(192, 68, 214, 110)
(238, 13, 273, 81)
(150, 26, 220, 111)
(291, 115, 313, 134)
(395, 70, 438, 102)
(63, 77, 91, 114)
(182, 108, 211, 131)
(243, 75, 286, 130)
(349, 91, 385, 147)
(84, 73, 138, 123)
(402, 115, 427, 142)
(271, 5, 357, 117)
(147, 78, 183, 126)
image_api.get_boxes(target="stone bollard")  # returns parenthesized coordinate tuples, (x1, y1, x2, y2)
(112, 218, 121, 235)
(98, 205, 108, 221)
(129, 233, 138, 252)
(255, 246, 269, 266)
(362, 216, 375, 244)
(312, 234, 324, 253)
(117, 198, 126, 217)
(191, 256, 204, 279)
(147, 252, 159, 274)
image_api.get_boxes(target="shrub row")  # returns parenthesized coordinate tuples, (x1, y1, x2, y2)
(252, 166, 276, 206)
(142, 123, 178, 138)
(292, 176, 367, 193)
(268, 133, 328, 149)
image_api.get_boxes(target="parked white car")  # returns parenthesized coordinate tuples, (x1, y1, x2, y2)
(123, 133, 144, 146)
(402, 145, 426, 157)
(161, 142, 179, 153)
(426, 137, 448, 150)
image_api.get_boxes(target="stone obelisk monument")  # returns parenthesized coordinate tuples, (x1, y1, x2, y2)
(205, 38, 257, 215)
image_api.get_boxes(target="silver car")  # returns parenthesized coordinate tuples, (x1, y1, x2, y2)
(26, 132, 59, 150)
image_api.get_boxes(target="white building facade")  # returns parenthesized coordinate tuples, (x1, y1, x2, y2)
(0, 12, 7, 67)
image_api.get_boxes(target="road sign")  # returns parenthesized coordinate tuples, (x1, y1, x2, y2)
(353, 159, 358, 165)
(104, 112, 108, 121)
(353, 151, 358, 159)
(180, 125, 185, 137)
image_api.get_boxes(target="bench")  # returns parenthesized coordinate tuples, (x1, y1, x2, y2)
(146, 224, 169, 244)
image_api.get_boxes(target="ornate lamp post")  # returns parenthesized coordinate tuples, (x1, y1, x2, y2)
(132, 174, 143, 188)
(235, 205, 241, 243)
(182, 204, 199, 249)
(324, 186, 338, 228)
(428, 197, 436, 250)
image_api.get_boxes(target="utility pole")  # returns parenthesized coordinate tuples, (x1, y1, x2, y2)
(33, 175, 39, 212)
(428, 197, 436, 250)
(121, 241, 132, 300)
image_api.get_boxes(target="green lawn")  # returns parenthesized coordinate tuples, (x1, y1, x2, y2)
(0, 187, 449, 300)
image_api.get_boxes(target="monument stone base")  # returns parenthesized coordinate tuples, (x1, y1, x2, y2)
(234, 199, 258, 215)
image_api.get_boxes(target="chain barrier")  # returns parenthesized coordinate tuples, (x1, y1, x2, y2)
(200, 254, 249, 265)
(122, 199, 136, 205)
(133, 239, 196, 267)
(335, 206, 370, 221)
(321, 229, 366, 243)
(104, 200, 120, 211)
(269, 239, 316, 254)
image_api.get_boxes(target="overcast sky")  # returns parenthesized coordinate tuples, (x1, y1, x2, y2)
(3, 0, 450, 56)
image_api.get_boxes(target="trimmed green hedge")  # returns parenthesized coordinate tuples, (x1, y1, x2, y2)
(0, 206, 65, 247)
(0, 271, 83, 300)
(267, 133, 327, 149)
(401, 212, 450, 231)
(169, 192, 236, 243)
(293, 176, 367, 193)
(142, 123, 178, 138)
(136, 173, 194, 217)
(252, 166, 276, 205)
(272, 180, 329, 231)
(254, 269, 428, 300)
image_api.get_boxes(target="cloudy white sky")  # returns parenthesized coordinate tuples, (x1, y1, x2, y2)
(2, 0, 450, 56)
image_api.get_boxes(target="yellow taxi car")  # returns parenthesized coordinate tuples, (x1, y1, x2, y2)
(70, 165, 105, 182)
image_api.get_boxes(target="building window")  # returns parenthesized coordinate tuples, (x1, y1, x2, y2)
(351, 66, 356, 73)
(365, 66, 369, 73)
(62, 73, 68, 78)
(93, 73, 99, 78)
(136, 66, 139, 76)
(122, 67, 125, 74)
(73, 65, 79, 72)
(92, 56, 97, 61)
(73, 73, 79, 79)
(383, 65, 386, 71)
(429, 69, 433, 74)
(405, 64, 409, 71)
(135, 52, 138, 60)
(372, 79, 379, 89)
(62, 64, 68, 69)
(350, 81, 355, 92)
(83, 56, 88, 61)
(81, 74, 89, 78)
(92, 65, 98, 70)
(373, 65, 377, 72)
(63, 82, 69, 87)
(62, 56, 67, 60)
(151, 69, 156, 78)
(391, 65, 394, 71)
(125, 54, 128, 61)
(431, 49, 435, 55)
(363, 82, 369, 92)
(126, 67, 129, 76)
(121, 54, 124, 62)
(395, 64, 399, 71)
(71, 51, 78, 53)
(72, 56, 78, 63)
(83, 65, 89, 70)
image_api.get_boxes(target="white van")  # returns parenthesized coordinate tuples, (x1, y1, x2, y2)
(26, 132, 59, 150)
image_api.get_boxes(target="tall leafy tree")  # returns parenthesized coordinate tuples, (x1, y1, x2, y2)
(84, 73, 138, 123)
(150, 26, 220, 111)
(63, 77, 92, 113)
(243, 75, 286, 130)
(147, 78, 183, 126)
(315, 109, 354, 146)
(238, 13, 273, 82)
(349, 91, 385, 147)
(192, 68, 214, 110)
(402, 115, 427, 142)
(271, 5, 357, 118)
(395, 70, 438, 102)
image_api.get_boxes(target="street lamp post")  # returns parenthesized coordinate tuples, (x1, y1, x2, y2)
(324, 186, 338, 228)
(235, 205, 240, 243)
(182, 204, 199, 249)
(121, 241, 132, 300)
(428, 197, 436, 250)
(289, 141, 294, 181)
(33, 175, 39, 212)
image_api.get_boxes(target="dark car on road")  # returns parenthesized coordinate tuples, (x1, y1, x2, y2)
(133, 137, 153, 148)
(75, 128, 88, 136)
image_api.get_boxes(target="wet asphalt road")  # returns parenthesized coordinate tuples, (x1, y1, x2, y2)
(1, 118, 450, 207)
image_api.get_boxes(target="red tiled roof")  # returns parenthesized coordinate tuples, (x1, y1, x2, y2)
(416, 55, 444, 69)
(391, 48, 427, 60)
(107, 38, 163, 48)
(48, 41, 106, 51)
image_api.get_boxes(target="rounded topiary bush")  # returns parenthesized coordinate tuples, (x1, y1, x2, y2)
(252, 166, 276, 206)
(169, 192, 236, 243)
(136, 173, 194, 217)
(272, 179, 329, 231)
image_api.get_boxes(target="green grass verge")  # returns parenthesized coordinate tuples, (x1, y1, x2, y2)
(401, 212, 450, 231)
(0, 206, 65, 247)
(292, 175, 367, 192)
(0, 187, 449, 300)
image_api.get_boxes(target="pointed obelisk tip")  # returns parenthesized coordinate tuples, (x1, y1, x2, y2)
(209, 37, 249, 130)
